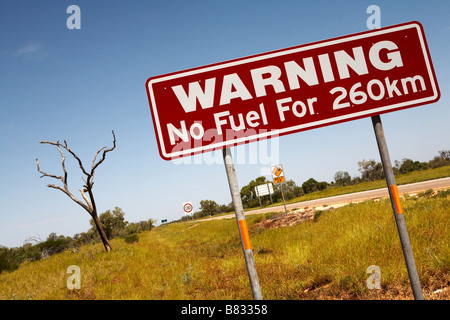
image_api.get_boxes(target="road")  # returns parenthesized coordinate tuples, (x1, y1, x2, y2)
(201, 177, 450, 221)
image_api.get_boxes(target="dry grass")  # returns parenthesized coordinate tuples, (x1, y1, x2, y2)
(0, 190, 448, 300)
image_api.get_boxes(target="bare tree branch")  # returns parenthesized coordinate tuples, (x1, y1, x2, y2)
(80, 188, 92, 211)
(47, 184, 90, 213)
(62, 140, 90, 177)
(55, 141, 68, 185)
(92, 146, 106, 168)
(36, 158, 64, 183)
(37, 140, 92, 215)
(39, 141, 61, 147)
(92, 130, 116, 173)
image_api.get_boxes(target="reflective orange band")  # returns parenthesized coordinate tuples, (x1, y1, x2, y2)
(239, 219, 252, 250)
(390, 185, 403, 215)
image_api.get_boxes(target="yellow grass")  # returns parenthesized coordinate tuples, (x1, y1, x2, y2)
(0, 190, 448, 300)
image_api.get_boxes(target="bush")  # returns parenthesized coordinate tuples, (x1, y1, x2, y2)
(302, 178, 328, 194)
(38, 233, 71, 257)
(0, 246, 20, 273)
(124, 233, 139, 244)
(313, 211, 323, 222)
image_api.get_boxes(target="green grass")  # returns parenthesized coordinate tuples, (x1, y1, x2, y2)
(0, 189, 448, 300)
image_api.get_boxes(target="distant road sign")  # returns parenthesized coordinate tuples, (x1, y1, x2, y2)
(255, 183, 274, 197)
(146, 21, 439, 160)
(271, 165, 285, 184)
(274, 176, 285, 184)
(183, 202, 193, 214)
(161, 219, 167, 223)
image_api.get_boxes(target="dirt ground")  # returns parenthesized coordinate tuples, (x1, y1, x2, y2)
(253, 209, 316, 229)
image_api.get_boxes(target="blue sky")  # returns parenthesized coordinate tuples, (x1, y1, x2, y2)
(0, 0, 449, 248)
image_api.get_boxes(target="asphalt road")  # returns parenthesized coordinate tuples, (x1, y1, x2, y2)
(201, 177, 450, 221)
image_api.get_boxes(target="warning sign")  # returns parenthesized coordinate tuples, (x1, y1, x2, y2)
(271, 165, 285, 184)
(145, 22, 440, 161)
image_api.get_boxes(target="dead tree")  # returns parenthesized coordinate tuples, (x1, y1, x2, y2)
(36, 131, 116, 252)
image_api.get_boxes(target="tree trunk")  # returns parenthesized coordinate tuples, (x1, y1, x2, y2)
(91, 212, 112, 252)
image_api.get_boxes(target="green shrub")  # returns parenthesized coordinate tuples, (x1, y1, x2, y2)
(124, 233, 139, 244)
(313, 211, 323, 222)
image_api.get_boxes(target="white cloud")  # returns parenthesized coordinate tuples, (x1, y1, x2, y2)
(14, 41, 48, 61)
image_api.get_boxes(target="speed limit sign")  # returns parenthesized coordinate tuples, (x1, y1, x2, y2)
(183, 202, 193, 215)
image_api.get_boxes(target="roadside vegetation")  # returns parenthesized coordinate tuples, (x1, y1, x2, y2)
(0, 189, 448, 300)
(181, 150, 450, 221)
(0, 207, 155, 275)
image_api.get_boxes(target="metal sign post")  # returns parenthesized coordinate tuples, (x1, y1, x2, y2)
(183, 202, 194, 228)
(271, 165, 288, 214)
(367, 15, 424, 299)
(371, 115, 424, 300)
(268, 184, 273, 205)
(255, 187, 263, 208)
(223, 148, 263, 300)
(279, 183, 288, 215)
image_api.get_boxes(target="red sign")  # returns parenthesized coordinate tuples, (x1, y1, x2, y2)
(146, 21, 440, 161)
(183, 202, 193, 214)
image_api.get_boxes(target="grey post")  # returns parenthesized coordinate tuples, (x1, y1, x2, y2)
(256, 187, 263, 208)
(223, 147, 263, 300)
(371, 115, 424, 300)
(268, 183, 273, 205)
(280, 182, 288, 214)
